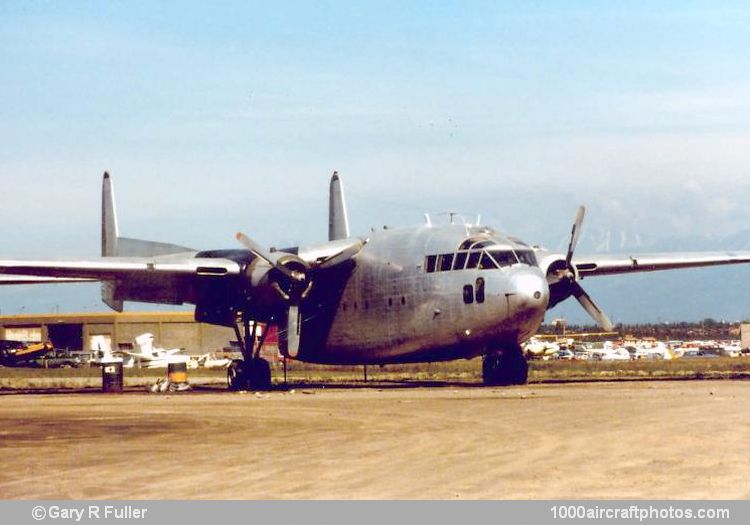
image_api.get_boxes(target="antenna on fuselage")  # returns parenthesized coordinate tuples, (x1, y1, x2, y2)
(424, 213, 432, 227)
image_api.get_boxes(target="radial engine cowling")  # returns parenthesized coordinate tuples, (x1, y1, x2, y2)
(245, 252, 313, 307)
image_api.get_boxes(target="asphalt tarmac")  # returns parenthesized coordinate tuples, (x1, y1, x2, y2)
(1, 380, 748, 499)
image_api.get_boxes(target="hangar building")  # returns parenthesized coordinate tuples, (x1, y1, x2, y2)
(0, 312, 243, 355)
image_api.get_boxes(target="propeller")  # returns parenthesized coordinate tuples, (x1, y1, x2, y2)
(553, 207, 614, 332)
(234, 232, 363, 358)
(235, 232, 304, 282)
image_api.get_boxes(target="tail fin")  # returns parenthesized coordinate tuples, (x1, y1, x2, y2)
(328, 171, 350, 241)
(101, 172, 123, 311)
(100, 172, 194, 311)
(102, 172, 119, 257)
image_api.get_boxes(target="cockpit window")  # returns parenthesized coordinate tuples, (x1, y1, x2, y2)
(515, 249, 538, 266)
(470, 240, 494, 250)
(424, 244, 533, 273)
(487, 249, 518, 267)
(478, 252, 499, 269)
(438, 253, 454, 271)
(453, 251, 468, 270)
(425, 255, 437, 273)
(465, 251, 481, 269)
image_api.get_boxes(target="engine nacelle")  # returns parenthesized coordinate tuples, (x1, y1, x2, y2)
(246, 252, 313, 307)
(541, 257, 579, 309)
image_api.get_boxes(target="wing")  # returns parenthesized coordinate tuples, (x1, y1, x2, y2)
(573, 251, 750, 278)
(0, 255, 242, 306)
(0, 275, 94, 284)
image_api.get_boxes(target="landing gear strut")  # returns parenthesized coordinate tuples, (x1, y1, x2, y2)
(482, 344, 528, 386)
(227, 315, 272, 391)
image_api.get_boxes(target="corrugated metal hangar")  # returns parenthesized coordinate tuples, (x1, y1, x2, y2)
(0, 312, 240, 355)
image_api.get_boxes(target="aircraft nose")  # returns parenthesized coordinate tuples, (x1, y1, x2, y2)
(508, 271, 549, 310)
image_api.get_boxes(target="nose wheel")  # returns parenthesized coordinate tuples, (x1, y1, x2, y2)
(482, 345, 528, 386)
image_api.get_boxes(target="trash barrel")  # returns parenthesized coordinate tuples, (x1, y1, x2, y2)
(167, 361, 188, 385)
(102, 361, 124, 393)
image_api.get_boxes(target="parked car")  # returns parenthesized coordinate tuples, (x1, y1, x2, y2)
(37, 349, 86, 368)
(552, 349, 574, 360)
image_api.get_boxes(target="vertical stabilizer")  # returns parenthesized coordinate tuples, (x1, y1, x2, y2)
(328, 171, 350, 241)
(102, 172, 119, 257)
(101, 172, 123, 311)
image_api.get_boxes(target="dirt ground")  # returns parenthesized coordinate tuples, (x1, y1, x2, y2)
(0, 380, 748, 499)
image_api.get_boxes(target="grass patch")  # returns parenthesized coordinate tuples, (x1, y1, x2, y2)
(2, 357, 749, 390)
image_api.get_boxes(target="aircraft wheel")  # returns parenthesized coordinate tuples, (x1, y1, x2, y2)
(482, 346, 528, 386)
(227, 359, 247, 391)
(505, 347, 529, 385)
(248, 358, 272, 391)
(482, 353, 505, 386)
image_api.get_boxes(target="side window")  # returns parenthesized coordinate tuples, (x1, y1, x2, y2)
(425, 255, 437, 273)
(463, 285, 474, 304)
(453, 251, 468, 270)
(475, 277, 485, 303)
(438, 253, 454, 271)
(466, 251, 481, 269)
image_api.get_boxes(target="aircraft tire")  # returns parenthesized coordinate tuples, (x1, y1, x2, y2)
(505, 348, 529, 385)
(248, 358, 272, 391)
(227, 359, 247, 391)
(482, 347, 528, 386)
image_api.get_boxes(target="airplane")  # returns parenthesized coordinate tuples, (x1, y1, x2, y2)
(120, 333, 187, 369)
(2, 172, 750, 390)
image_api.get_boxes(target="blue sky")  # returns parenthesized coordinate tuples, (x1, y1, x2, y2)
(2, 2, 750, 320)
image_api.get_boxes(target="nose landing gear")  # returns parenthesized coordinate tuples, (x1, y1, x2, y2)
(482, 344, 528, 386)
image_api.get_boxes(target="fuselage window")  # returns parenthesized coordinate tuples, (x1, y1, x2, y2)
(515, 249, 538, 266)
(466, 251, 482, 269)
(463, 284, 474, 304)
(453, 251, 468, 270)
(388, 298, 393, 307)
(425, 255, 437, 273)
(475, 277, 485, 303)
(438, 253, 454, 271)
(487, 250, 517, 267)
(401, 296, 406, 305)
(478, 252, 499, 270)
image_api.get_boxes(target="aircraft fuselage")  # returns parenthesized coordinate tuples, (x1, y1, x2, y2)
(296, 223, 550, 364)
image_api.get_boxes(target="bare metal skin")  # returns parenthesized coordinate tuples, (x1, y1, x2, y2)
(2, 172, 750, 388)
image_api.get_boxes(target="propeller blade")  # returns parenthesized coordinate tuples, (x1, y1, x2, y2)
(565, 206, 586, 266)
(284, 305, 301, 358)
(316, 239, 365, 270)
(571, 280, 614, 331)
(236, 232, 298, 280)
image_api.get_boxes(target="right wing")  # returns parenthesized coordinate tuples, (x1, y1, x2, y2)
(0, 255, 242, 306)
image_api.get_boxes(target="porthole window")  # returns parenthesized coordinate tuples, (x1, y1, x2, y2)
(463, 285, 474, 304)
(475, 277, 485, 303)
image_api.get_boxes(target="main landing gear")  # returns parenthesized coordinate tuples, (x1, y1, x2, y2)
(482, 344, 529, 386)
(227, 315, 272, 391)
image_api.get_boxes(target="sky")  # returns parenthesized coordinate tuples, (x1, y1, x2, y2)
(2, 1, 750, 321)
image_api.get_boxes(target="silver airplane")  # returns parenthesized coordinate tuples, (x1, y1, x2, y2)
(2, 173, 750, 389)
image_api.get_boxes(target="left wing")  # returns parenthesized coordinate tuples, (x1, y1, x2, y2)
(573, 251, 750, 278)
